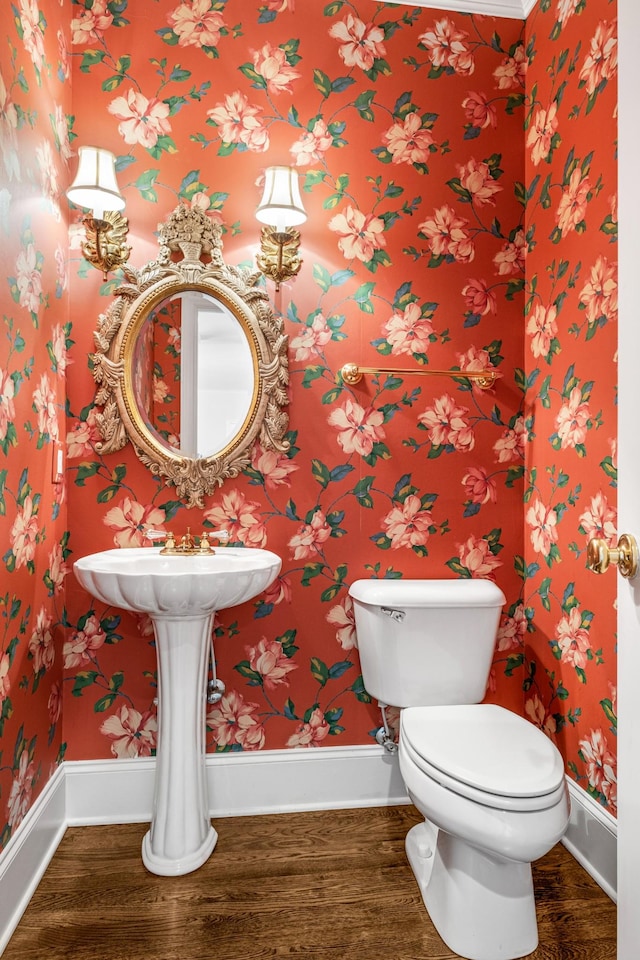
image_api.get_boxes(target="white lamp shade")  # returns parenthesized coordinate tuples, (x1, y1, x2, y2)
(66, 146, 125, 219)
(256, 166, 307, 231)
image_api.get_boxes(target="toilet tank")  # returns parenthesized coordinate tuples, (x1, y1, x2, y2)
(349, 579, 506, 708)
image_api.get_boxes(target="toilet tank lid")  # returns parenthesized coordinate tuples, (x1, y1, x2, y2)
(348, 578, 506, 608)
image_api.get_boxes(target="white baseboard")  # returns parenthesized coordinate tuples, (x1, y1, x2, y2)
(0, 766, 66, 955)
(1, 752, 616, 956)
(562, 778, 617, 902)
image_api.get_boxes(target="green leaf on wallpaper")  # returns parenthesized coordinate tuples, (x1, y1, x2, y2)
(600, 698, 617, 730)
(321, 386, 342, 404)
(332, 76, 355, 93)
(148, 135, 177, 159)
(311, 657, 330, 686)
(353, 476, 375, 509)
(355, 90, 375, 121)
(324, 0, 345, 14)
(80, 49, 107, 73)
(71, 671, 99, 697)
(351, 675, 371, 703)
(165, 95, 188, 116)
(94, 694, 117, 713)
(156, 27, 179, 45)
(134, 169, 159, 202)
(239, 63, 264, 87)
(97, 485, 119, 504)
(370, 532, 392, 550)
(313, 69, 332, 98)
(504, 653, 524, 677)
(445, 558, 470, 578)
(312, 263, 332, 292)
(311, 459, 331, 489)
(301, 365, 324, 388)
(301, 563, 324, 586)
(353, 281, 375, 313)
(235, 662, 262, 685)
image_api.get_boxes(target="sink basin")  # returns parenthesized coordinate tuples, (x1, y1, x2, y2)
(73, 545, 281, 877)
(74, 546, 281, 617)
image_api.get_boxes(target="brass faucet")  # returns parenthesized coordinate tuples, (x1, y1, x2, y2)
(159, 528, 215, 556)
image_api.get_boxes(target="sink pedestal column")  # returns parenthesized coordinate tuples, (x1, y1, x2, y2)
(142, 613, 218, 876)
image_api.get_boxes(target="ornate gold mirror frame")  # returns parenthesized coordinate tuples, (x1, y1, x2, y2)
(91, 204, 289, 508)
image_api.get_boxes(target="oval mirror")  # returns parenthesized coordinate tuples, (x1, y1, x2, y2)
(91, 204, 289, 508)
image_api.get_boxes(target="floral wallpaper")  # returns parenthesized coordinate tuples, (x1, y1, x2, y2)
(0, 0, 70, 850)
(523, 0, 618, 814)
(0, 0, 619, 855)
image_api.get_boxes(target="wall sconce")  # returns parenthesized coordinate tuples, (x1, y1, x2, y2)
(66, 146, 130, 279)
(255, 166, 307, 291)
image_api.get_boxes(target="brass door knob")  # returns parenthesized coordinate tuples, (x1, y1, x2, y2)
(586, 533, 639, 579)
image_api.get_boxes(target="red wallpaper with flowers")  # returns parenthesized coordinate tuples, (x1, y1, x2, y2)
(523, 0, 617, 815)
(0, 0, 619, 854)
(0, 0, 70, 850)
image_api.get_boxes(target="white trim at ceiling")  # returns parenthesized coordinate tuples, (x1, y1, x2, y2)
(382, 0, 535, 20)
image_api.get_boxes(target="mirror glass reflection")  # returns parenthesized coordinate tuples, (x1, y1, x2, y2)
(132, 292, 255, 458)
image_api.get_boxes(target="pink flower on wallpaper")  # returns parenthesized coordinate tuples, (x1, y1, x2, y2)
(457, 345, 497, 393)
(286, 706, 330, 748)
(48, 541, 69, 594)
(153, 377, 169, 404)
(246, 636, 297, 690)
(57, 28, 70, 80)
(462, 278, 497, 317)
(578, 491, 617, 543)
(457, 535, 502, 578)
(33, 372, 59, 439)
(526, 302, 558, 360)
(108, 89, 171, 149)
(264, 0, 294, 10)
(208, 690, 265, 750)
(71, 0, 113, 45)
(6, 750, 35, 831)
(19, 0, 45, 72)
(16, 243, 42, 314)
(289, 314, 332, 361)
(103, 498, 166, 548)
(493, 45, 527, 89)
(0, 651, 10, 706)
(493, 229, 526, 275)
(251, 444, 299, 489)
(526, 102, 559, 166)
(48, 682, 62, 726)
(28, 607, 55, 674)
(52, 105, 72, 165)
(419, 18, 474, 76)
(497, 603, 527, 651)
(168, 0, 226, 48)
(0, 368, 16, 441)
(556, 387, 591, 449)
(328, 206, 386, 263)
(579, 729, 617, 813)
(288, 510, 331, 560)
(382, 113, 435, 166)
(290, 119, 333, 166)
(329, 14, 386, 72)
(493, 417, 526, 463)
(556, 606, 591, 669)
(579, 19, 617, 96)
(556, 168, 591, 238)
(63, 614, 106, 669)
(383, 495, 432, 551)
(36, 140, 60, 219)
(100, 705, 157, 759)
(579, 255, 617, 326)
(328, 397, 385, 457)
(556, 0, 581, 27)
(418, 394, 475, 452)
(263, 575, 292, 608)
(204, 489, 267, 548)
(526, 499, 559, 557)
(66, 407, 101, 459)
(326, 595, 356, 651)
(525, 693, 558, 740)
(461, 91, 497, 130)
(383, 302, 434, 356)
(55, 245, 68, 294)
(462, 466, 497, 506)
(419, 205, 475, 263)
(50, 324, 70, 375)
(207, 91, 269, 152)
(458, 158, 502, 206)
(10, 495, 39, 569)
(252, 42, 301, 96)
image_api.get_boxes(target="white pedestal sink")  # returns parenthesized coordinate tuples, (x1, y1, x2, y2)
(73, 546, 281, 876)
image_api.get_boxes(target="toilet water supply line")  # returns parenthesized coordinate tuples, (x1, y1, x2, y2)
(376, 703, 398, 754)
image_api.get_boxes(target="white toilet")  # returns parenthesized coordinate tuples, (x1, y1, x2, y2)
(349, 578, 570, 960)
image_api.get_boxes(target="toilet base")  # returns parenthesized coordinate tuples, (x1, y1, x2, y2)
(406, 821, 538, 960)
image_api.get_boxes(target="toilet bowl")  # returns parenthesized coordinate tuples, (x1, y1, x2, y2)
(348, 578, 571, 960)
(399, 704, 570, 960)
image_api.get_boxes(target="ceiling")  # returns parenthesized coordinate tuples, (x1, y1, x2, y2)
(382, 0, 536, 20)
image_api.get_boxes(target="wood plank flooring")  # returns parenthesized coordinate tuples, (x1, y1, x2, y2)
(4, 805, 615, 960)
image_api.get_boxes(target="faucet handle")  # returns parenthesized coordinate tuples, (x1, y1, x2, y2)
(146, 529, 175, 549)
(208, 529, 230, 544)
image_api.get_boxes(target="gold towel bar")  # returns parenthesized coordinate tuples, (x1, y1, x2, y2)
(340, 362, 497, 390)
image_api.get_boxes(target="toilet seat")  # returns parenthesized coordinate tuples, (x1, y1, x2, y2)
(401, 704, 566, 812)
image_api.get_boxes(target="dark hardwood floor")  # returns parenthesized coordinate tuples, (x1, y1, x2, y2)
(4, 805, 615, 960)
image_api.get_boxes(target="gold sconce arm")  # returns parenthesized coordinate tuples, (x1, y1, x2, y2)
(256, 225, 302, 292)
(340, 362, 497, 390)
(81, 211, 131, 280)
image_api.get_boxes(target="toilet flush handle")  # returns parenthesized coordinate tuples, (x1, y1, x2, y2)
(381, 606, 405, 623)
